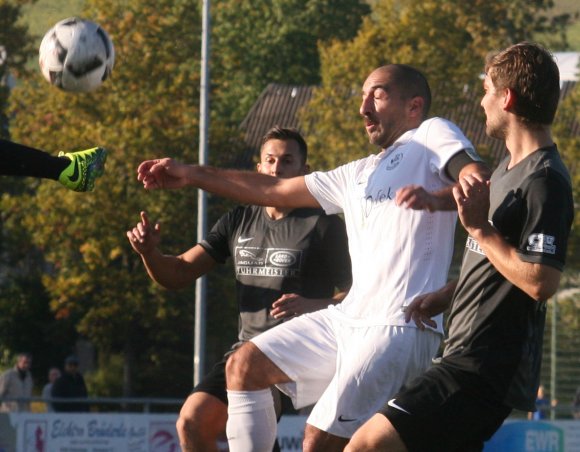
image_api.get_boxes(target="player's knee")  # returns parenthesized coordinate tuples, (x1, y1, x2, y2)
(176, 403, 197, 437)
(303, 425, 349, 452)
(344, 438, 378, 452)
(176, 397, 225, 451)
(225, 344, 256, 386)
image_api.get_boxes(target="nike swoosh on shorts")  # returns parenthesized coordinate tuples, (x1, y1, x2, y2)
(387, 399, 411, 415)
(338, 415, 357, 422)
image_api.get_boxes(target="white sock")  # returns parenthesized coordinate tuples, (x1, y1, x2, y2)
(226, 388, 277, 452)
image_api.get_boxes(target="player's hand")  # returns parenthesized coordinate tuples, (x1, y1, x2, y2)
(396, 184, 437, 211)
(404, 288, 452, 331)
(137, 158, 191, 190)
(453, 174, 490, 233)
(126, 211, 161, 255)
(271, 293, 310, 319)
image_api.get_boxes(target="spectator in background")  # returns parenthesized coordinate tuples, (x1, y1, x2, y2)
(41, 367, 61, 412)
(0, 352, 33, 412)
(51, 355, 89, 412)
(528, 385, 551, 420)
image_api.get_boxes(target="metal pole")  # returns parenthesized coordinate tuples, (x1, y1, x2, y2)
(550, 292, 557, 420)
(195, 0, 210, 386)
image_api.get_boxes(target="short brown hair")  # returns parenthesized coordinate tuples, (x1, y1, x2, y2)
(260, 126, 308, 164)
(485, 42, 560, 125)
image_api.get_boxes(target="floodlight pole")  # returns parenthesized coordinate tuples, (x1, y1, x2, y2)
(195, 0, 210, 386)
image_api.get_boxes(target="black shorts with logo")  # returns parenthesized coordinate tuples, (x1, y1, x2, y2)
(380, 364, 512, 452)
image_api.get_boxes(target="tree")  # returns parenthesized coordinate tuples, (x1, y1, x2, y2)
(209, 0, 370, 127)
(0, 0, 35, 139)
(6, 0, 205, 398)
(301, 0, 570, 170)
(552, 82, 580, 271)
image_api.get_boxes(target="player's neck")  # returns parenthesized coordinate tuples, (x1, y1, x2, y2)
(505, 125, 553, 169)
(265, 206, 292, 220)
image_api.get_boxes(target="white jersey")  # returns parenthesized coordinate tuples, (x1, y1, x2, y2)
(304, 117, 475, 332)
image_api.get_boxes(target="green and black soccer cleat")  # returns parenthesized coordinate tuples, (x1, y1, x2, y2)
(58, 147, 107, 192)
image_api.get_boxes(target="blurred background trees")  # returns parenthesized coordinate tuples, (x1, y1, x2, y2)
(0, 0, 578, 408)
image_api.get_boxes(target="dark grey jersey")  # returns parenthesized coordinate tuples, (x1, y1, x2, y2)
(200, 205, 352, 341)
(442, 145, 574, 411)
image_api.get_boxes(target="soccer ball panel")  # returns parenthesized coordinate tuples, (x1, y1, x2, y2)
(39, 17, 115, 93)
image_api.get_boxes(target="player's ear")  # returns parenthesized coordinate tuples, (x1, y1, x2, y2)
(303, 163, 311, 175)
(503, 88, 515, 110)
(256, 162, 261, 173)
(409, 96, 424, 119)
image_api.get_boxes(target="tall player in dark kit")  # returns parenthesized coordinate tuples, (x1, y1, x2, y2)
(346, 42, 574, 452)
(127, 127, 351, 451)
(1, 139, 107, 192)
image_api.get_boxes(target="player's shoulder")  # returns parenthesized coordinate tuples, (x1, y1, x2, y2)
(523, 146, 572, 190)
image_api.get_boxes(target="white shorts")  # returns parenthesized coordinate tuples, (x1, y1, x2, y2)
(250, 309, 441, 438)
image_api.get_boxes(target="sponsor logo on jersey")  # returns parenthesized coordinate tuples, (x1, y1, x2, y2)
(526, 233, 556, 254)
(269, 251, 297, 267)
(362, 187, 396, 218)
(237, 236, 253, 243)
(385, 151, 403, 170)
(466, 236, 485, 255)
(235, 247, 302, 278)
(238, 249, 257, 258)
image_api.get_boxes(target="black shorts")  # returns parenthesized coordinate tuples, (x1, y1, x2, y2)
(379, 365, 511, 452)
(192, 358, 229, 404)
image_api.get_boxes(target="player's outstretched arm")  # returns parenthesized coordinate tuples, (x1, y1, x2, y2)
(127, 211, 216, 290)
(137, 158, 320, 209)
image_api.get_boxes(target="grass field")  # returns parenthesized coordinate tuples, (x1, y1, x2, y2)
(21, 0, 84, 43)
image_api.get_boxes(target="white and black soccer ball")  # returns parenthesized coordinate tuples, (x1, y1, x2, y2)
(39, 17, 115, 93)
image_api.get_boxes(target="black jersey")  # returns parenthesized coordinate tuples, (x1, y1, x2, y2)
(200, 205, 352, 341)
(442, 145, 574, 411)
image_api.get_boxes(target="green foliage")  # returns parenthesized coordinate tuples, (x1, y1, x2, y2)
(84, 353, 124, 398)
(6, 0, 204, 397)
(210, 0, 370, 125)
(302, 0, 570, 170)
(553, 82, 580, 269)
(0, 0, 35, 138)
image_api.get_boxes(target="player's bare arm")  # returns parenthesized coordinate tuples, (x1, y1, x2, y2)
(137, 158, 320, 209)
(396, 160, 490, 211)
(404, 280, 457, 330)
(453, 174, 561, 301)
(127, 211, 216, 290)
(270, 287, 350, 320)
